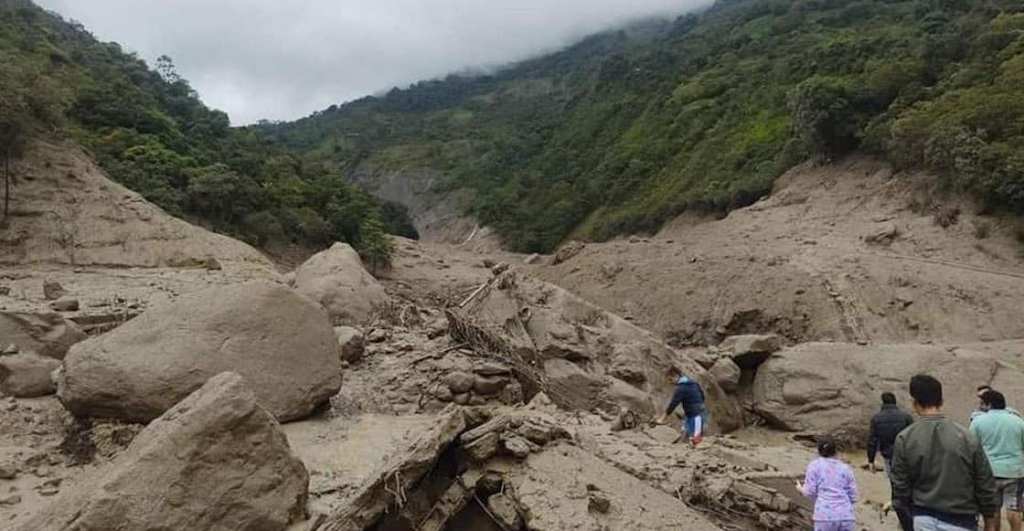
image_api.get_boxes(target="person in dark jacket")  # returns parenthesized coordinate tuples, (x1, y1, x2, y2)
(891, 374, 999, 531)
(656, 370, 706, 446)
(868, 392, 915, 475)
(869, 392, 915, 531)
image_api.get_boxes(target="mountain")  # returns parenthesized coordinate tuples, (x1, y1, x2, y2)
(262, 0, 1024, 253)
(0, 0, 413, 266)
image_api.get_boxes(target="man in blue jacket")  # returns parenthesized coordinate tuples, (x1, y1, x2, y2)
(656, 370, 707, 446)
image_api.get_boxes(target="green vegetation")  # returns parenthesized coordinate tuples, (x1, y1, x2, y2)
(0, 0, 414, 263)
(5, 0, 1024, 256)
(263, 0, 1024, 252)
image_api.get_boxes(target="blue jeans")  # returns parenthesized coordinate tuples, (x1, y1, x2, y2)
(913, 515, 976, 530)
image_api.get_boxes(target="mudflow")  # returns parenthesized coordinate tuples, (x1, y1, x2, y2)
(3, 145, 1024, 530)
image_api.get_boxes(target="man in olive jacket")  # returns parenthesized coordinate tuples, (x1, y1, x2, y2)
(891, 374, 999, 531)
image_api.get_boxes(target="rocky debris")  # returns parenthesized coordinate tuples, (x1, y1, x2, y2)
(320, 408, 466, 531)
(588, 485, 612, 514)
(864, 222, 900, 245)
(709, 358, 741, 393)
(3, 344, 18, 355)
(553, 240, 586, 265)
(0, 353, 61, 397)
(0, 494, 21, 506)
(457, 270, 742, 432)
(752, 341, 1024, 440)
(293, 242, 390, 325)
(0, 311, 87, 359)
(48, 298, 79, 312)
(58, 280, 341, 423)
(0, 286, 9, 296)
(42, 280, 65, 301)
(458, 410, 571, 462)
(334, 326, 365, 363)
(0, 459, 17, 479)
(719, 334, 782, 369)
(444, 371, 475, 394)
(19, 372, 309, 531)
(524, 253, 542, 265)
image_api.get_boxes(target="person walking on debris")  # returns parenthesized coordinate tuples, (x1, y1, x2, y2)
(656, 369, 706, 446)
(868, 392, 915, 530)
(891, 374, 999, 531)
(798, 436, 858, 531)
(970, 390, 1024, 531)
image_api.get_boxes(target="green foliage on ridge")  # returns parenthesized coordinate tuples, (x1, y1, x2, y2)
(0, 0, 415, 262)
(263, 0, 1024, 253)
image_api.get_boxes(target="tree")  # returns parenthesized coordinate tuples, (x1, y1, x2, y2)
(0, 115, 28, 225)
(357, 214, 394, 275)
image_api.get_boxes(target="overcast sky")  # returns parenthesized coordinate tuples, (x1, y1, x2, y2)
(35, 1, 712, 125)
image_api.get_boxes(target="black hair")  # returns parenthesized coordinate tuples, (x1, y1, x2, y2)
(978, 385, 993, 393)
(817, 436, 837, 458)
(910, 374, 943, 408)
(981, 390, 1007, 410)
(881, 392, 896, 405)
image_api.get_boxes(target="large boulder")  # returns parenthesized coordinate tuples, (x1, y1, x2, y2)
(19, 372, 309, 531)
(720, 334, 782, 369)
(293, 243, 390, 325)
(0, 311, 87, 359)
(0, 353, 61, 397)
(58, 280, 341, 423)
(752, 342, 1024, 440)
(709, 358, 741, 393)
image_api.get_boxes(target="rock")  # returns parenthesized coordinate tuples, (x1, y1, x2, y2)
(503, 435, 533, 459)
(2, 343, 17, 355)
(0, 286, 9, 296)
(367, 328, 388, 343)
(42, 280, 65, 301)
(0, 308, 88, 360)
(752, 342, 1024, 440)
(474, 362, 511, 377)
(334, 326, 365, 363)
(58, 280, 341, 423)
(18, 372, 309, 531)
(588, 491, 612, 514)
(444, 371, 475, 394)
(482, 259, 496, 268)
(434, 385, 454, 402)
(524, 253, 541, 265)
(49, 298, 80, 312)
(488, 494, 523, 529)
(202, 256, 222, 271)
(463, 431, 500, 462)
(293, 242, 390, 325)
(491, 263, 510, 275)
(0, 460, 17, 479)
(0, 353, 61, 397)
(473, 375, 508, 396)
(452, 393, 470, 406)
(720, 334, 782, 369)
(709, 358, 742, 393)
(553, 240, 586, 265)
(0, 494, 21, 506)
(864, 222, 900, 245)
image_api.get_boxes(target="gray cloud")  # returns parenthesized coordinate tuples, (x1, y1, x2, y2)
(35, 0, 712, 125)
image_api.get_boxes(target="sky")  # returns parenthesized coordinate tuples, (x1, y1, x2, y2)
(34, 1, 712, 125)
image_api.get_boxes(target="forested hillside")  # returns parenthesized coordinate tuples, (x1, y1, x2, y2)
(265, 0, 1024, 253)
(0, 0, 413, 265)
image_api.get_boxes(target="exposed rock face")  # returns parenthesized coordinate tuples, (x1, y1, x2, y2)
(19, 372, 309, 531)
(0, 141, 272, 270)
(0, 353, 61, 397)
(58, 280, 341, 422)
(752, 341, 1024, 439)
(0, 311, 87, 359)
(294, 243, 390, 325)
